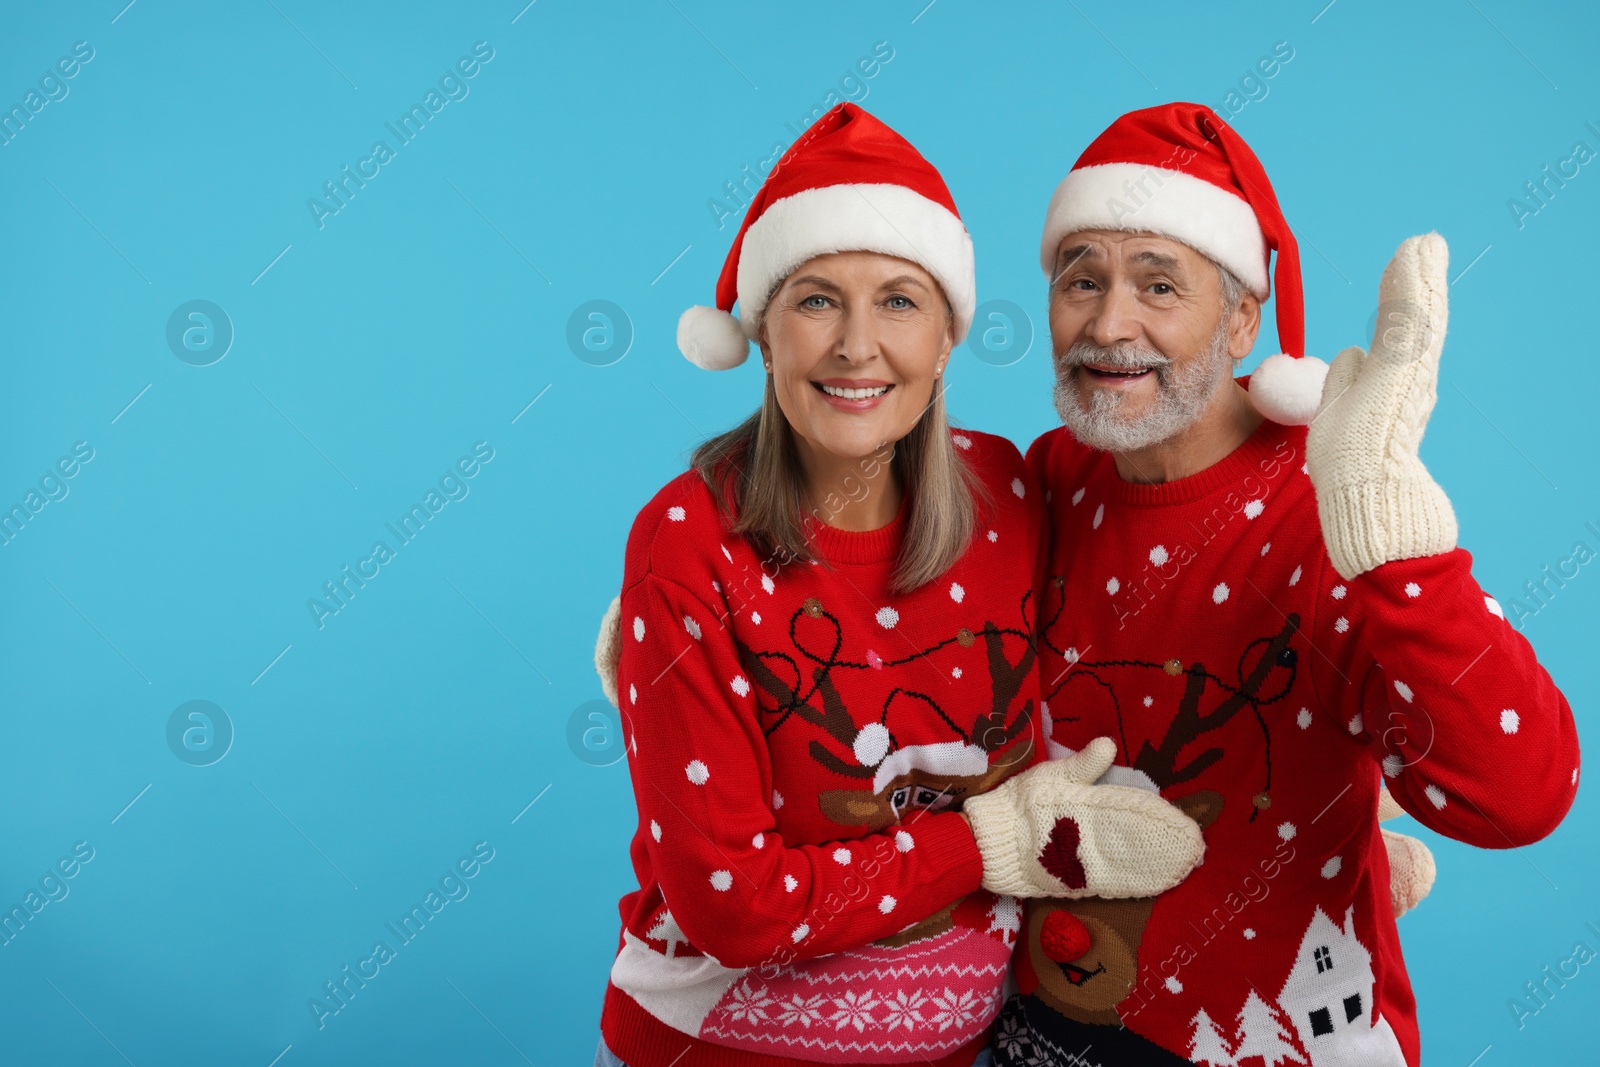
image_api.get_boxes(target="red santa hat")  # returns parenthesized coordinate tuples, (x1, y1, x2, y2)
(1039, 102, 1326, 425)
(678, 103, 976, 371)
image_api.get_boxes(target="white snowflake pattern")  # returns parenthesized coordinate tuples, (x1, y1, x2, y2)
(751, 611, 762, 625)
(1212, 582, 1230, 604)
(830, 990, 881, 1032)
(1347, 713, 1363, 735)
(721, 544, 733, 562)
(952, 433, 972, 450)
(1425, 784, 1448, 809)
(1394, 679, 1414, 703)
(791, 923, 810, 942)
(1485, 595, 1505, 619)
(881, 989, 929, 1030)
(929, 988, 983, 1032)
(1165, 977, 1184, 993)
(752, 832, 764, 848)
(667, 506, 686, 522)
(1106, 576, 1120, 595)
(1405, 582, 1422, 598)
(1331, 584, 1347, 600)
(684, 615, 702, 640)
(1296, 707, 1312, 729)
(709, 870, 733, 891)
(730, 674, 750, 696)
(760, 574, 775, 595)
(685, 760, 709, 785)
(949, 582, 965, 603)
(1383, 753, 1404, 778)
(725, 983, 775, 1024)
(784, 874, 797, 892)
(1321, 856, 1343, 879)
(1243, 499, 1264, 519)
(1071, 487, 1086, 505)
(1333, 616, 1350, 633)
(1501, 709, 1520, 734)
(986, 529, 998, 542)
(1143, 695, 1154, 707)
(650, 820, 661, 841)
(632, 616, 646, 641)
(1243, 928, 1257, 939)
(1261, 542, 1272, 556)
(1288, 565, 1303, 586)
(952, 666, 963, 679)
(895, 830, 914, 852)
(875, 606, 900, 628)
(1149, 544, 1169, 566)
(1278, 822, 1297, 841)
(776, 993, 827, 1028)
(832, 847, 852, 865)
(629, 683, 637, 705)
(772, 790, 784, 809)
(1011, 477, 1026, 498)
(1093, 503, 1105, 529)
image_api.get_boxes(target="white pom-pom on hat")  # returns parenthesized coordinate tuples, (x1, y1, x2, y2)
(677, 306, 750, 371)
(852, 722, 891, 767)
(1249, 353, 1329, 426)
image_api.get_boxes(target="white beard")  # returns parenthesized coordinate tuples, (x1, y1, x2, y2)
(1051, 315, 1235, 454)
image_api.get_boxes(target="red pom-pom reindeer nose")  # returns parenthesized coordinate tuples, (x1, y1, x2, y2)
(1039, 910, 1092, 963)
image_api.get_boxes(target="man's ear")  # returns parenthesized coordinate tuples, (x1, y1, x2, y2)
(1229, 293, 1263, 361)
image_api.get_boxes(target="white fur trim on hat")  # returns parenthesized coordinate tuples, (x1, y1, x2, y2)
(1040, 163, 1269, 297)
(677, 305, 750, 370)
(870, 739, 989, 796)
(735, 183, 976, 345)
(1250, 352, 1328, 425)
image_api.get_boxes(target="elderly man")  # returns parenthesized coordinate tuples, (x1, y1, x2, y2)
(997, 103, 1580, 1066)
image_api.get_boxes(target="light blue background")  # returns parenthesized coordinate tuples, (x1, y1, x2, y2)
(1, 1, 1595, 1064)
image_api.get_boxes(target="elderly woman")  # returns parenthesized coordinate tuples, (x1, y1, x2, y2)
(592, 104, 1205, 1067)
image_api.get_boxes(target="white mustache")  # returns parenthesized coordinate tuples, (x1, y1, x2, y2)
(1056, 340, 1172, 373)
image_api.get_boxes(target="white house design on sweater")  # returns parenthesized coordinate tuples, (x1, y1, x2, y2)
(1275, 906, 1405, 1067)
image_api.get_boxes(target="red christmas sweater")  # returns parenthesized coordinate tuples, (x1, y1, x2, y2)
(602, 429, 1047, 1067)
(997, 416, 1579, 1067)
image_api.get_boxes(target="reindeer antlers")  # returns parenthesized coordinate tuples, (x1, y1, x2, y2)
(972, 621, 1036, 753)
(1131, 614, 1300, 789)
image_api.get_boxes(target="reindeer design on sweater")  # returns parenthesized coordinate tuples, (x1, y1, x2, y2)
(1022, 613, 1301, 1029)
(735, 593, 1040, 945)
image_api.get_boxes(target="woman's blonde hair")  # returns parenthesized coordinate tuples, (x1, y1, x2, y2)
(690, 366, 989, 597)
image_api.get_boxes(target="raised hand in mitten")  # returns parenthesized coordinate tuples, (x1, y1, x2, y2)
(1379, 787, 1437, 918)
(1307, 233, 1458, 580)
(963, 737, 1205, 899)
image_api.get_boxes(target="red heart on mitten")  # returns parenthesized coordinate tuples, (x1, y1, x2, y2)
(1038, 816, 1087, 890)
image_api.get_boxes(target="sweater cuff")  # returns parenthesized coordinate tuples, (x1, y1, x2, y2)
(914, 811, 986, 900)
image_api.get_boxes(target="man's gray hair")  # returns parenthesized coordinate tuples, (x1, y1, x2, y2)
(1215, 261, 1245, 317)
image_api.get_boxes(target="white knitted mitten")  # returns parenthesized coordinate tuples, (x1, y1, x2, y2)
(963, 737, 1206, 900)
(1378, 787, 1437, 918)
(595, 594, 622, 708)
(1307, 233, 1458, 580)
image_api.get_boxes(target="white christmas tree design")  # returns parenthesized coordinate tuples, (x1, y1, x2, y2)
(1233, 989, 1305, 1066)
(647, 909, 688, 958)
(1189, 1008, 1238, 1066)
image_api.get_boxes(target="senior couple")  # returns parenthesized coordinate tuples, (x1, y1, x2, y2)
(590, 102, 1579, 1067)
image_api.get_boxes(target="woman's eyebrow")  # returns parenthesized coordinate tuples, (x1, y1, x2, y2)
(879, 274, 930, 292)
(786, 275, 842, 291)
